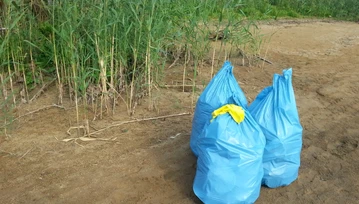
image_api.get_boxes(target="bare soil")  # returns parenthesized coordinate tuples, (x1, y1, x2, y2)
(1, 19, 359, 204)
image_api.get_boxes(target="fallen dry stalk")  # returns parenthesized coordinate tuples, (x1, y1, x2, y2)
(62, 136, 117, 142)
(66, 125, 87, 136)
(0, 104, 65, 129)
(0, 149, 16, 156)
(29, 78, 56, 103)
(64, 126, 118, 146)
(89, 112, 191, 136)
(257, 56, 273, 65)
(62, 112, 191, 145)
(19, 147, 35, 160)
(167, 56, 180, 69)
(164, 84, 205, 88)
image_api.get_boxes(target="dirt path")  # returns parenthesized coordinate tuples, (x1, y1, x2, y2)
(1, 20, 359, 204)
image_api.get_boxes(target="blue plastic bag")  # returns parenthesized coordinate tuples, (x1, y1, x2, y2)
(193, 104, 265, 204)
(190, 61, 247, 157)
(248, 68, 303, 188)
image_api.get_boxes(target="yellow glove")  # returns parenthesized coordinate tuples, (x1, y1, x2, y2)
(211, 104, 245, 124)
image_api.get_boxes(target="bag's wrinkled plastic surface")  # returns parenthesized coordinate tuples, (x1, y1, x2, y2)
(248, 68, 303, 188)
(193, 105, 265, 204)
(193, 104, 265, 204)
(190, 61, 247, 157)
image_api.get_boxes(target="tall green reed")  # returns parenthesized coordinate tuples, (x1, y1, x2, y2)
(0, 0, 259, 127)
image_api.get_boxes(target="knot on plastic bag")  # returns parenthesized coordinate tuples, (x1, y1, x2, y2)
(211, 104, 245, 124)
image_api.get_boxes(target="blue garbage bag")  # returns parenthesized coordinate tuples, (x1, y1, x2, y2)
(190, 61, 247, 157)
(193, 104, 265, 204)
(248, 68, 303, 188)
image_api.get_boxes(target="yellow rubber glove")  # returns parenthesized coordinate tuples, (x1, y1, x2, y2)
(211, 104, 245, 124)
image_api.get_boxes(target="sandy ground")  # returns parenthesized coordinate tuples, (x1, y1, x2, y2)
(1, 19, 359, 204)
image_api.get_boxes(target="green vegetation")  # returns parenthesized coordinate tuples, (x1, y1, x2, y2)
(0, 0, 258, 128)
(0, 0, 358, 130)
(242, 0, 359, 21)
